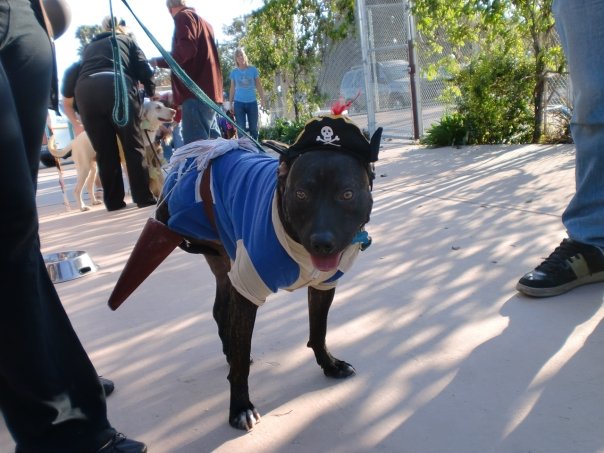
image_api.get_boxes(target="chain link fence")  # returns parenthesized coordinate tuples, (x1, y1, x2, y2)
(313, 0, 570, 146)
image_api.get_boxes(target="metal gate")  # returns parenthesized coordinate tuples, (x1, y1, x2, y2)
(317, 0, 446, 144)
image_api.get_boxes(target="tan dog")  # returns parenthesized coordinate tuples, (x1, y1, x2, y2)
(139, 100, 176, 198)
(49, 100, 175, 210)
(48, 130, 101, 211)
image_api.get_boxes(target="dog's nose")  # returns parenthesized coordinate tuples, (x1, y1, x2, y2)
(310, 232, 336, 255)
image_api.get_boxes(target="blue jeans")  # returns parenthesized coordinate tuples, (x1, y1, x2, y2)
(234, 100, 259, 140)
(554, 0, 604, 247)
(181, 97, 221, 144)
(161, 122, 183, 161)
(173, 122, 184, 148)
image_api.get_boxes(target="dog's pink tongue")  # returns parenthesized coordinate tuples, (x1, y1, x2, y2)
(311, 253, 341, 272)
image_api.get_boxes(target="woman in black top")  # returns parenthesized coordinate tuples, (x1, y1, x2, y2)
(75, 16, 156, 210)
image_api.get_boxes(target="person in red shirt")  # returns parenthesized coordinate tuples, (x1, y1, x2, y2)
(152, 0, 223, 144)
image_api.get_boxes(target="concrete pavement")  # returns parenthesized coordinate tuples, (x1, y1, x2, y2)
(2, 142, 602, 453)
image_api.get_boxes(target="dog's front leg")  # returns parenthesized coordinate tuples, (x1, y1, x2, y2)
(204, 253, 233, 360)
(307, 287, 355, 378)
(227, 289, 261, 430)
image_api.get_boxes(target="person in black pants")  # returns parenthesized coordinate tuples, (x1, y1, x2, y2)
(75, 16, 156, 211)
(0, 1, 146, 451)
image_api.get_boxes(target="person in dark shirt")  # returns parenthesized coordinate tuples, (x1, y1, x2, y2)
(152, 0, 224, 144)
(75, 16, 156, 211)
(61, 60, 84, 136)
(0, 1, 146, 451)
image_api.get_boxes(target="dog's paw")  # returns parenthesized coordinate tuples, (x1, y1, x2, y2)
(230, 407, 261, 431)
(323, 359, 356, 379)
(80, 205, 90, 212)
(92, 200, 102, 205)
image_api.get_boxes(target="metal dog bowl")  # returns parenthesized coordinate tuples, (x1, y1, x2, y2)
(43, 251, 99, 284)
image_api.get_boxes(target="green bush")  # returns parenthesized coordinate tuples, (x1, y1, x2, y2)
(259, 117, 310, 144)
(424, 51, 535, 146)
(420, 112, 468, 147)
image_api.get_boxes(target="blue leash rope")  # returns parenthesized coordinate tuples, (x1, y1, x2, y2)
(118, 0, 265, 152)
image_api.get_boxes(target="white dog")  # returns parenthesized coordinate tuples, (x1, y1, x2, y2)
(139, 100, 176, 198)
(49, 100, 175, 211)
(48, 130, 100, 211)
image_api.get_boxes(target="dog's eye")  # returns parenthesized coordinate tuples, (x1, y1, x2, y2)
(296, 190, 307, 200)
(341, 190, 354, 200)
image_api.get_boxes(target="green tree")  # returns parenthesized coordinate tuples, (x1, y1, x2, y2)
(75, 25, 103, 57)
(225, 0, 355, 121)
(413, 0, 563, 143)
(509, 0, 561, 142)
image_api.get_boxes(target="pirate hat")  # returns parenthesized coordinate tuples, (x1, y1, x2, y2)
(283, 114, 382, 166)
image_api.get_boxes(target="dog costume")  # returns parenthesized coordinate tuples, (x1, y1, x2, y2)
(108, 114, 381, 310)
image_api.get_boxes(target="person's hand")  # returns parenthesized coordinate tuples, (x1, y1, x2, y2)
(73, 122, 85, 136)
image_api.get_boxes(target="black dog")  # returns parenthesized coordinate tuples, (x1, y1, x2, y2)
(110, 115, 382, 431)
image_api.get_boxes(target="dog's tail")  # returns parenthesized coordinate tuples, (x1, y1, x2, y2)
(47, 135, 73, 158)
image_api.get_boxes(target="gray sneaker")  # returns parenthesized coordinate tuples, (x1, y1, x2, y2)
(516, 238, 604, 297)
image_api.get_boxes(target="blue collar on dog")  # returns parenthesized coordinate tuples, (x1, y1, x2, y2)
(352, 230, 372, 251)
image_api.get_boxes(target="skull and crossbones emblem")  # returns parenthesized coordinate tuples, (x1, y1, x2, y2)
(316, 126, 341, 146)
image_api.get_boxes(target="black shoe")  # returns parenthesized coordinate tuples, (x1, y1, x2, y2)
(516, 238, 604, 297)
(106, 201, 127, 211)
(97, 433, 147, 453)
(136, 199, 156, 208)
(99, 376, 114, 397)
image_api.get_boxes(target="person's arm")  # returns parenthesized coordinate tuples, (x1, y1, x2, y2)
(229, 79, 235, 112)
(128, 37, 156, 97)
(150, 56, 167, 68)
(62, 97, 84, 136)
(255, 76, 265, 109)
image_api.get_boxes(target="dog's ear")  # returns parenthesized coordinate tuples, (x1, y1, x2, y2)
(261, 139, 289, 156)
(277, 161, 290, 193)
(369, 127, 383, 162)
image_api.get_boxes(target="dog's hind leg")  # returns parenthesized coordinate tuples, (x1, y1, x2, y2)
(204, 252, 261, 430)
(88, 161, 102, 206)
(74, 166, 88, 211)
(307, 287, 355, 378)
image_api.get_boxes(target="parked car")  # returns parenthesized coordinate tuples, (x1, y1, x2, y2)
(339, 59, 411, 112)
(40, 109, 73, 167)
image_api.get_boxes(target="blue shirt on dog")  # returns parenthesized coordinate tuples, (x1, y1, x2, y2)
(162, 147, 361, 306)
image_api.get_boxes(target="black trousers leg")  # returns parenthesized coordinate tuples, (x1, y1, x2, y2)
(0, 1, 113, 450)
(76, 76, 126, 210)
(117, 88, 154, 205)
(77, 78, 154, 207)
